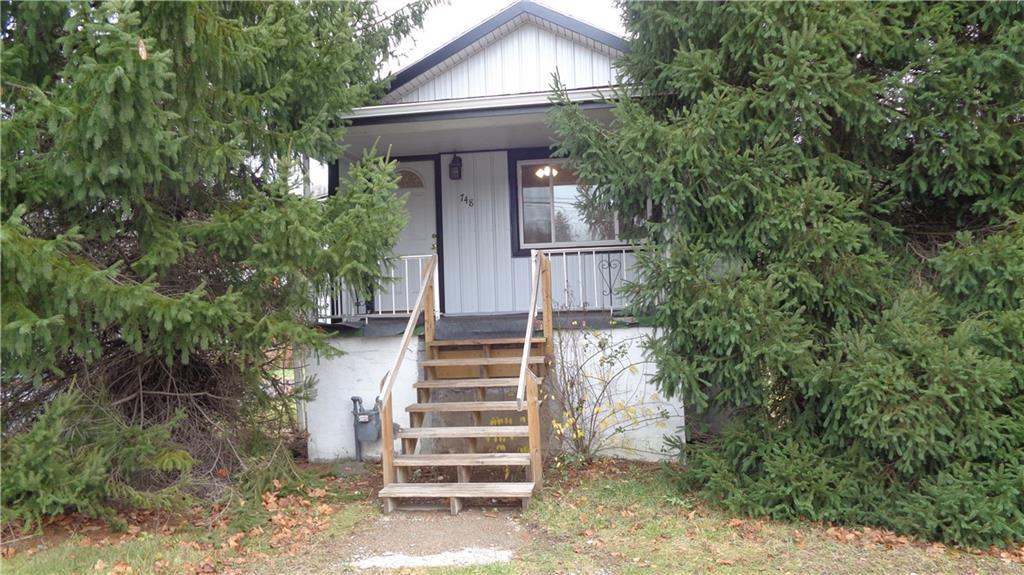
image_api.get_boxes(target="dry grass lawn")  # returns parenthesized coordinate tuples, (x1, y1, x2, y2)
(2, 461, 1021, 574)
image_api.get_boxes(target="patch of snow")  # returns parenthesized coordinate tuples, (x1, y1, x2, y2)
(350, 547, 514, 569)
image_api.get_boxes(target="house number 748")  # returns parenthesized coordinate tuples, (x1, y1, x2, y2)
(459, 193, 474, 207)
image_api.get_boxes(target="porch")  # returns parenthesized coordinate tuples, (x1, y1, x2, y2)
(316, 245, 637, 327)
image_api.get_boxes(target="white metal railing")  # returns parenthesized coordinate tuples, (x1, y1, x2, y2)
(316, 246, 634, 322)
(541, 246, 635, 315)
(317, 254, 435, 323)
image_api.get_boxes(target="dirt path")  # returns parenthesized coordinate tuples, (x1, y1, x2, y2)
(254, 508, 532, 573)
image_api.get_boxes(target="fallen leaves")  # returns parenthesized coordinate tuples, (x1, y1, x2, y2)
(224, 532, 245, 550)
(994, 544, 1024, 564)
(79, 528, 148, 550)
(812, 524, 1024, 565)
(183, 557, 217, 574)
(14, 478, 347, 574)
(826, 525, 910, 546)
(90, 558, 136, 573)
(259, 483, 336, 556)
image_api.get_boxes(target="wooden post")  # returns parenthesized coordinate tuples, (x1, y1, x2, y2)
(423, 258, 436, 345)
(540, 253, 554, 359)
(380, 394, 396, 513)
(526, 370, 543, 491)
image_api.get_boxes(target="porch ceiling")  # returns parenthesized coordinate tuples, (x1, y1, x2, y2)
(341, 106, 612, 158)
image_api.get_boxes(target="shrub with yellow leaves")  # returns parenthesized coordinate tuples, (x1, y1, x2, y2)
(549, 317, 679, 462)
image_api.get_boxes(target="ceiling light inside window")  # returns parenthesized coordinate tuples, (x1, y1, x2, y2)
(535, 165, 559, 179)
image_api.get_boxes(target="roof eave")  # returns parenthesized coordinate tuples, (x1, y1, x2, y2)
(343, 87, 614, 124)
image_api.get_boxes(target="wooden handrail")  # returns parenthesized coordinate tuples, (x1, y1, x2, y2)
(377, 254, 437, 406)
(378, 254, 436, 498)
(516, 250, 543, 408)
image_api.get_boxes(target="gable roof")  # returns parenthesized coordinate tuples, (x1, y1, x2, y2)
(384, 1, 628, 103)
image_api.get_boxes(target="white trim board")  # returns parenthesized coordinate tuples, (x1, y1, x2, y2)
(344, 87, 614, 120)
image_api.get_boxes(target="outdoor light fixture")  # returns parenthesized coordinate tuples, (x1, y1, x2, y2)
(535, 165, 559, 179)
(449, 154, 463, 180)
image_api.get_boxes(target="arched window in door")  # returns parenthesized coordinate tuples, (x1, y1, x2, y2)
(396, 168, 424, 189)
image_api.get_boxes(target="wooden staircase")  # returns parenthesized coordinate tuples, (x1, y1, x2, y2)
(380, 337, 548, 513)
(375, 252, 553, 514)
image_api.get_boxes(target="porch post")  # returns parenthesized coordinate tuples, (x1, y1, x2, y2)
(424, 256, 437, 343)
(540, 253, 554, 359)
(526, 369, 543, 490)
(432, 252, 441, 323)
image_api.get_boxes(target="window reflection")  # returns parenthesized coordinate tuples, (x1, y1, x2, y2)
(520, 162, 617, 247)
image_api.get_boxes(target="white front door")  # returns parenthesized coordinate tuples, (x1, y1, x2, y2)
(373, 160, 435, 314)
(394, 160, 436, 256)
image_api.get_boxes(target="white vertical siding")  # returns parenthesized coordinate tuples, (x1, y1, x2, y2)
(441, 152, 530, 314)
(536, 25, 557, 91)
(440, 151, 635, 315)
(396, 23, 618, 104)
(467, 45, 486, 98)
(591, 52, 612, 85)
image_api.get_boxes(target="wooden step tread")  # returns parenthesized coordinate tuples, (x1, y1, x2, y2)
(379, 482, 534, 498)
(393, 453, 531, 467)
(428, 337, 545, 347)
(414, 378, 518, 389)
(397, 426, 528, 439)
(406, 401, 522, 413)
(421, 356, 545, 367)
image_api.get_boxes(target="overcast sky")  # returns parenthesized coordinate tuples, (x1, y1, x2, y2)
(378, 0, 627, 75)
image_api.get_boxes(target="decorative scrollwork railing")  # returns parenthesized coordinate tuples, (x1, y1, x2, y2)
(541, 246, 634, 314)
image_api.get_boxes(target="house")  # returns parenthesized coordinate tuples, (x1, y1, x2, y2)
(304, 0, 685, 513)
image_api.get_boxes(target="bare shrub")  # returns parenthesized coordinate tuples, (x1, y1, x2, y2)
(548, 317, 683, 462)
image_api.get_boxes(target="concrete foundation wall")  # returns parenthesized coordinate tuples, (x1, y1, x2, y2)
(304, 327, 685, 463)
(304, 335, 420, 462)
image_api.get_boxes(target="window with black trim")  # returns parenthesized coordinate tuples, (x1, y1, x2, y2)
(516, 158, 621, 249)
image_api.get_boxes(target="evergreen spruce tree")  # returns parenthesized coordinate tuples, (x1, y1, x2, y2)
(1, 0, 428, 520)
(551, 1, 1023, 546)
